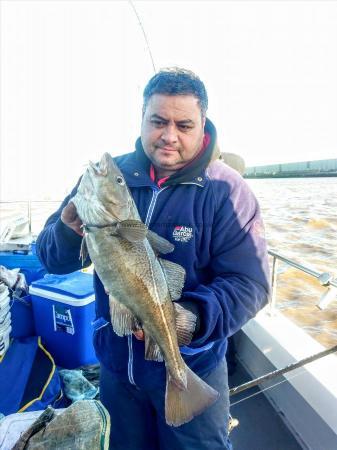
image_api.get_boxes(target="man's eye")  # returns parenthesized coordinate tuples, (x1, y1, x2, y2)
(151, 120, 165, 128)
(179, 125, 192, 131)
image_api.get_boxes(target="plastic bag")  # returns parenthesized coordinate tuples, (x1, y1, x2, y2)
(13, 400, 110, 450)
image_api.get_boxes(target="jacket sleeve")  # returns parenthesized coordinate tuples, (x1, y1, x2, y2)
(181, 177, 270, 347)
(36, 181, 90, 274)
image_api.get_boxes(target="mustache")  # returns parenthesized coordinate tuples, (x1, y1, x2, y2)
(154, 141, 179, 150)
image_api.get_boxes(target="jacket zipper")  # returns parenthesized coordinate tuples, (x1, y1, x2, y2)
(127, 186, 168, 386)
(127, 335, 135, 385)
(145, 187, 168, 226)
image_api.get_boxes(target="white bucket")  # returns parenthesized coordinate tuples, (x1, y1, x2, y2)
(0, 316, 11, 356)
(0, 285, 11, 326)
(0, 303, 10, 324)
(0, 284, 9, 305)
(0, 295, 10, 314)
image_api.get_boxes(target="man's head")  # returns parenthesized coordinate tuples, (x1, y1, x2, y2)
(142, 67, 208, 117)
(141, 68, 208, 178)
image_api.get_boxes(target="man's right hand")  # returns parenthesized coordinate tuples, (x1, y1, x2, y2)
(61, 201, 84, 236)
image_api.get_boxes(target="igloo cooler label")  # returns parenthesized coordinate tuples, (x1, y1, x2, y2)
(53, 304, 75, 335)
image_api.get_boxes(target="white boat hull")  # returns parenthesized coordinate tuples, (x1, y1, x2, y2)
(235, 308, 337, 450)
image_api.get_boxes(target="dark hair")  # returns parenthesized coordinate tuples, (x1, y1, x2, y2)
(143, 67, 208, 116)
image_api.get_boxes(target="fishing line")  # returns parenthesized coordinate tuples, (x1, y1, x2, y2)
(230, 367, 307, 407)
(230, 343, 337, 396)
(128, 1, 157, 74)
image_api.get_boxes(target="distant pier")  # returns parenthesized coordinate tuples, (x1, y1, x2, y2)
(244, 158, 337, 178)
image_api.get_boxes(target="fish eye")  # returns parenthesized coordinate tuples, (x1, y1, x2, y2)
(116, 176, 125, 185)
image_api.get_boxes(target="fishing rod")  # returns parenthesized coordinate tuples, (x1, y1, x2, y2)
(230, 343, 337, 396)
(128, 1, 156, 73)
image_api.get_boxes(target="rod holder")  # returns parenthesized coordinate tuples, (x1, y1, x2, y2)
(317, 286, 337, 310)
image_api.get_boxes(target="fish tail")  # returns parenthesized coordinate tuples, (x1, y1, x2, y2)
(165, 365, 219, 427)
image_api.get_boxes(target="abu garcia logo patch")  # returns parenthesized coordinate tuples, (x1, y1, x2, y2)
(172, 225, 193, 243)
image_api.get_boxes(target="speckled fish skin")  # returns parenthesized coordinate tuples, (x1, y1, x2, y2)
(88, 227, 186, 388)
(71, 153, 219, 426)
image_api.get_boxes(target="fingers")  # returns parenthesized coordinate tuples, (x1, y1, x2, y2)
(61, 202, 84, 236)
(133, 330, 145, 341)
(61, 201, 79, 223)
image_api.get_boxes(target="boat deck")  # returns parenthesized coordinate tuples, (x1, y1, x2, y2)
(229, 363, 303, 450)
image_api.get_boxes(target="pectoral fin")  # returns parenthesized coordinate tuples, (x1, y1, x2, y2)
(147, 230, 175, 254)
(159, 259, 186, 301)
(80, 236, 89, 266)
(116, 220, 148, 242)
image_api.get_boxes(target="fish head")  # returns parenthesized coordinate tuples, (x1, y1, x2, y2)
(76, 153, 134, 223)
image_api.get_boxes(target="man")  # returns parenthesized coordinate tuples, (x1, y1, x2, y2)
(37, 67, 270, 450)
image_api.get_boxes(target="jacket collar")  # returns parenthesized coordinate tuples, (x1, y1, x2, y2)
(121, 118, 218, 189)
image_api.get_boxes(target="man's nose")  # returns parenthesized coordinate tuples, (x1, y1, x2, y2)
(161, 124, 178, 143)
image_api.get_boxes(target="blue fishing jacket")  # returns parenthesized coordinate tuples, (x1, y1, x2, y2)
(37, 119, 270, 388)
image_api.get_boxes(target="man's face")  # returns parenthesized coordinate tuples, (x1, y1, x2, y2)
(141, 94, 206, 177)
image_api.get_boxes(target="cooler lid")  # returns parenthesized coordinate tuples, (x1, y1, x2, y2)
(30, 271, 94, 299)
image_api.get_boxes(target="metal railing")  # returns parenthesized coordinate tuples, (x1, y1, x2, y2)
(0, 200, 62, 234)
(268, 249, 337, 311)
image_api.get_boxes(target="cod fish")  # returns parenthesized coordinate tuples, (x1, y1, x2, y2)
(71, 153, 219, 426)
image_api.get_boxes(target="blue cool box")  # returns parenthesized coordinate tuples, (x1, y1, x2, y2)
(29, 271, 97, 369)
(0, 251, 46, 284)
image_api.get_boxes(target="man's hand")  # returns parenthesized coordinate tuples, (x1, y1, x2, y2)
(61, 201, 84, 236)
(133, 329, 145, 341)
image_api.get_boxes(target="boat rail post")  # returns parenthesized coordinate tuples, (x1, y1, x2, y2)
(269, 253, 278, 315)
(27, 200, 32, 235)
(317, 272, 337, 309)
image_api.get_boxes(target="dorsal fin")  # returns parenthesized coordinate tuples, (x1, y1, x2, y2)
(159, 258, 186, 301)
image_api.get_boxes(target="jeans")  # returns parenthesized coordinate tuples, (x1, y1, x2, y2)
(100, 359, 232, 450)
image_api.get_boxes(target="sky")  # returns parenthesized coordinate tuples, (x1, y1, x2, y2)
(1, 0, 336, 200)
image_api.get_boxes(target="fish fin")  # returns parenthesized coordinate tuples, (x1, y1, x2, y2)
(89, 160, 102, 175)
(109, 295, 135, 336)
(174, 303, 196, 346)
(116, 220, 148, 242)
(159, 259, 186, 301)
(98, 152, 113, 176)
(144, 334, 164, 362)
(80, 236, 89, 266)
(165, 365, 219, 427)
(147, 230, 175, 254)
